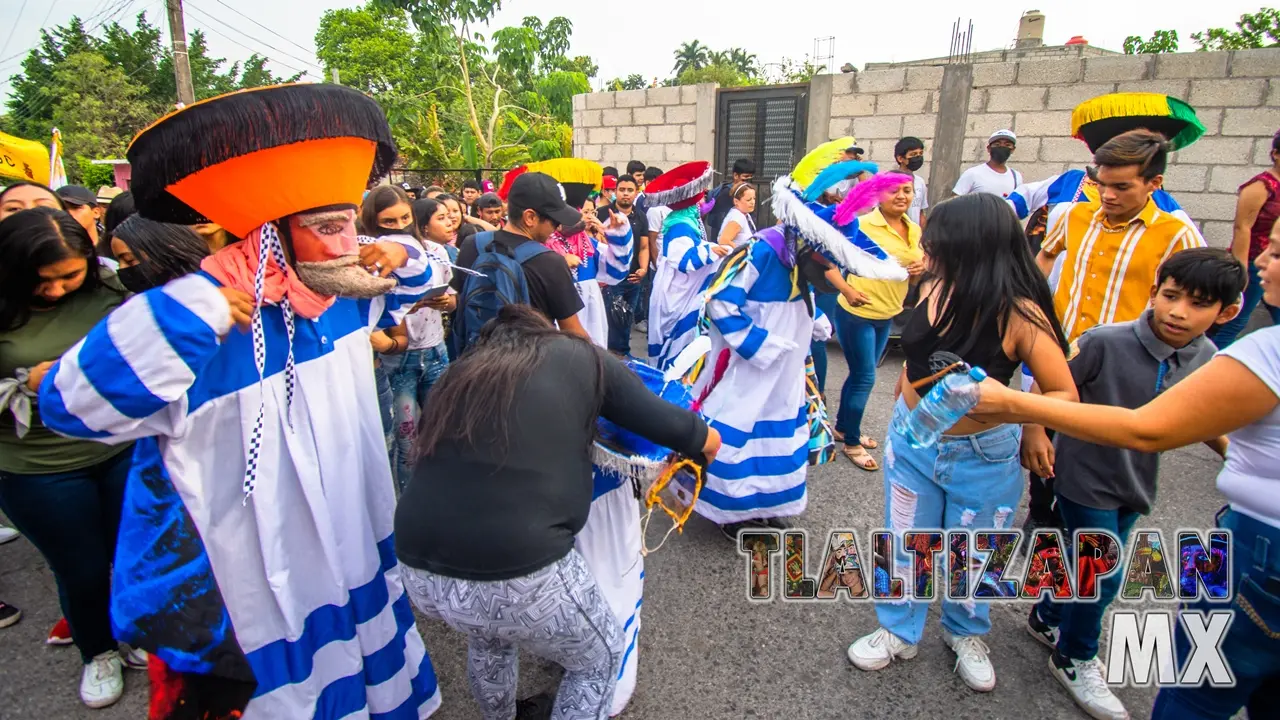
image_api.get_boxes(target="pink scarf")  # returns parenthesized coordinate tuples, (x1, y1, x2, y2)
(200, 225, 335, 320)
(547, 229, 596, 263)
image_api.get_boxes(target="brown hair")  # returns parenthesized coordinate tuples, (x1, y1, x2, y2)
(359, 185, 413, 236)
(1092, 129, 1168, 181)
(731, 182, 755, 200)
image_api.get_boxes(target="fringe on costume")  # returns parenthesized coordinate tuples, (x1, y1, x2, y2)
(592, 442, 668, 497)
(1070, 92, 1205, 152)
(127, 84, 396, 225)
(645, 165, 714, 208)
(771, 175, 908, 282)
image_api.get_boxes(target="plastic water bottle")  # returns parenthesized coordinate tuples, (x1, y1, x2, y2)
(893, 366, 989, 449)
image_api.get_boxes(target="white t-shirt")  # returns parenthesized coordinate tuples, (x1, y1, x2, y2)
(719, 207, 755, 247)
(953, 163, 1023, 198)
(645, 205, 671, 269)
(908, 173, 929, 225)
(1217, 325, 1280, 527)
(404, 241, 454, 350)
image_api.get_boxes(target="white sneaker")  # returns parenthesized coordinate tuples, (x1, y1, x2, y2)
(0, 525, 19, 545)
(1050, 653, 1129, 720)
(943, 629, 996, 692)
(846, 627, 918, 671)
(80, 651, 124, 709)
(121, 646, 148, 670)
(1027, 605, 1060, 649)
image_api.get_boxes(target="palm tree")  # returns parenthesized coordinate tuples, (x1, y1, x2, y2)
(707, 50, 730, 67)
(672, 40, 710, 75)
(727, 48, 760, 77)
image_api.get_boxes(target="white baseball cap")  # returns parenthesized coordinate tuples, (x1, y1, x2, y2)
(988, 129, 1017, 144)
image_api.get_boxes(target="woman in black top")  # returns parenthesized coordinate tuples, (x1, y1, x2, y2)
(845, 193, 1076, 692)
(396, 305, 719, 719)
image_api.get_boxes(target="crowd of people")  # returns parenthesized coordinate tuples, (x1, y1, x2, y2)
(0, 80, 1277, 720)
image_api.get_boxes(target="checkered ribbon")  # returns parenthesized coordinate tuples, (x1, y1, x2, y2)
(242, 222, 297, 504)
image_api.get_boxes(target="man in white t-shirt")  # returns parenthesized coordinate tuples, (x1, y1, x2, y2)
(894, 136, 929, 228)
(953, 129, 1022, 198)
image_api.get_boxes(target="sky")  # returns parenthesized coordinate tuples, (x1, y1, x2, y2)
(0, 0, 1269, 102)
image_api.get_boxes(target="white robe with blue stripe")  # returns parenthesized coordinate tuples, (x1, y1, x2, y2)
(39, 273, 441, 719)
(692, 240, 812, 523)
(648, 218, 720, 370)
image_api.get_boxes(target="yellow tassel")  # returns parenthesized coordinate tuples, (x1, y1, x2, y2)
(1071, 93, 1171, 137)
(525, 158, 604, 190)
(792, 137, 855, 190)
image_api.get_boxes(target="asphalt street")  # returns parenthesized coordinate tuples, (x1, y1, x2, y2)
(1, 313, 1267, 720)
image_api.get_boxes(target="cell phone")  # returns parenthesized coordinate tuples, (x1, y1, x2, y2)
(420, 285, 450, 300)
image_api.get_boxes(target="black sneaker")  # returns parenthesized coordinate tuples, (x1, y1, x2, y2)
(763, 516, 793, 529)
(515, 692, 555, 720)
(719, 519, 771, 541)
(0, 600, 21, 629)
(1026, 605, 1059, 650)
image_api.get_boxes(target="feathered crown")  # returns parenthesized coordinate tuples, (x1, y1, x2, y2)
(644, 161, 714, 210)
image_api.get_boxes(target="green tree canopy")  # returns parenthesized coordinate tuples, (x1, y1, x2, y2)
(1193, 7, 1280, 49)
(1124, 29, 1180, 54)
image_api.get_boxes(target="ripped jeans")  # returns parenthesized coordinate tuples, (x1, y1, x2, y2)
(380, 344, 449, 492)
(874, 397, 1024, 645)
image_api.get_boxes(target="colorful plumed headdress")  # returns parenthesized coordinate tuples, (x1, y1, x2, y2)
(644, 161, 714, 210)
(127, 83, 396, 237)
(792, 137, 857, 190)
(1071, 92, 1206, 152)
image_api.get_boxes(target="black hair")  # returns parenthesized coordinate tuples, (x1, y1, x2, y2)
(112, 214, 210, 287)
(602, 166, 619, 177)
(474, 192, 503, 210)
(415, 303, 603, 463)
(894, 137, 925, 159)
(0, 180, 65, 211)
(921, 193, 1069, 360)
(643, 166, 663, 183)
(462, 178, 482, 192)
(1156, 247, 1248, 308)
(0, 207, 109, 331)
(732, 158, 756, 175)
(626, 160, 646, 175)
(1093, 130, 1169, 181)
(360, 185, 415, 237)
(411, 198, 449, 241)
(615, 175, 639, 190)
(1272, 128, 1280, 154)
(98, 191, 137, 259)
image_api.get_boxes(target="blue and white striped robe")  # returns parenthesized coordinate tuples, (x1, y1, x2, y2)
(39, 273, 441, 719)
(361, 234, 438, 331)
(647, 215, 720, 370)
(575, 223, 633, 348)
(691, 239, 813, 522)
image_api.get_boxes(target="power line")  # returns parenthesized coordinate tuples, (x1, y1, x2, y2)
(1, 1, 33, 61)
(182, 1, 322, 73)
(213, 0, 314, 57)
(175, 14, 312, 78)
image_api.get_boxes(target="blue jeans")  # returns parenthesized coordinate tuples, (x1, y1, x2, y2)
(1151, 507, 1280, 720)
(875, 398, 1024, 644)
(833, 309, 891, 442)
(381, 345, 449, 492)
(603, 281, 641, 355)
(374, 363, 394, 452)
(1036, 494, 1140, 660)
(1210, 262, 1280, 348)
(635, 272, 652, 324)
(0, 446, 134, 661)
(811, 292, 839, 394)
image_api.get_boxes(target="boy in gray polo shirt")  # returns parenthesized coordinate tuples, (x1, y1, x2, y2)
(1023, 248, 1245, 720)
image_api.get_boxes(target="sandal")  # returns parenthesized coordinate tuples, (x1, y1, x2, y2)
(860, 435, 879, 450)
(842, 445, 880, 472)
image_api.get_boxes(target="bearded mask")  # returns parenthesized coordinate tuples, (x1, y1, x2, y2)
(287, 208, 395, 299)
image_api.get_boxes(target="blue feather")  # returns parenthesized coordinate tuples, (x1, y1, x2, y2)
(802, 160, 879, 202)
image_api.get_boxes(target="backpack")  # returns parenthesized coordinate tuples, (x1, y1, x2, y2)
(453, 231, 552, 353)
(702, 182, 733, 238)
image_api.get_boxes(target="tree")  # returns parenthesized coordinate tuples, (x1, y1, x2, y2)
(1124, 29, 1179, 54)
(1193, 7, 1280, 50)
(607, 74, 649, 91)
(672, 40, 710, 75)
(5, 17, 100, 141)
(49, 52, 156, 181)
(726, 48, 760, 77)
(766, 56, 826, 84)
(677, 63, 753, 88)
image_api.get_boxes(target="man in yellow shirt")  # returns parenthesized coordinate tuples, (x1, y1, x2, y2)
(1038, 130, 1205, 344)
(833, 178, 925, 470)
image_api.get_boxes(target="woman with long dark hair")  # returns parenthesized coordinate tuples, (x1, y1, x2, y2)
(0, 207, 142, 708)
(97, 191, 137, 259)
(0, 180, 65, 221)
(109, 214, 209, 292)
(396, 304, 720, 720)
(845, 193, 1077, 692)
(360, 184, 417, 238)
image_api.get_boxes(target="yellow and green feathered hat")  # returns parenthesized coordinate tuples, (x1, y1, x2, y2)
(792, 137, 858, 190)
(1072, 92, 1205, 152)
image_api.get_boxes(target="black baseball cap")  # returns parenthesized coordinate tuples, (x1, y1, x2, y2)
(507, 172, 581, 227)
(56, 185, 97, 207)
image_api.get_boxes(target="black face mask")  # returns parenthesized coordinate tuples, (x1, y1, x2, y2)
(116, 264, 157, 293)
(990, 146, 1013, 164)
(905, 156, 924, 172)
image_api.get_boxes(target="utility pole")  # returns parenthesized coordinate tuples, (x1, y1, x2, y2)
(166, 0, 195, 106)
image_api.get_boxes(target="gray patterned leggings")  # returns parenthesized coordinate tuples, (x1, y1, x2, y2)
(401, 550, 624, 720)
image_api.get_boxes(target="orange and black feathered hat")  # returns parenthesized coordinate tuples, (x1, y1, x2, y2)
(127, 83, 396, 238)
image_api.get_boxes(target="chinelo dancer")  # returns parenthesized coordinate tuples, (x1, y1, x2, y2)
(646, 161, 723, 370)
(691, 159, 908, 536)
(36, 84, 441, 718)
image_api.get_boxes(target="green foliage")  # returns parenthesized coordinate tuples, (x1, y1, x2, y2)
(1124, 29, 1180, 54)
(672, 40, 710, 75)
(1193, 7, 1280, 49)
(76, 157, 116, 190)
(607, 74, 649, 91)
(536, 71, 591, 123)
(676, 64, 756, 88)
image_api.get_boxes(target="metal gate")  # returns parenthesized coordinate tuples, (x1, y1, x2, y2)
(714, 84, 810, 227)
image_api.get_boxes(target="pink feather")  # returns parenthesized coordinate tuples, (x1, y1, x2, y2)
(691, 348, 732, 412)
(833, 172, 915, 226)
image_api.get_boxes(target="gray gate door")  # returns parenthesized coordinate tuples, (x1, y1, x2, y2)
(714, 85, 810, 228)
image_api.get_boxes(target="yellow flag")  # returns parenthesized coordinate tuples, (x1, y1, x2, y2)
(0, 131, 51, 185)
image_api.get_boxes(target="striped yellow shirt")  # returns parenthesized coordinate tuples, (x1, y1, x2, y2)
(1042, 196, 1205, 342)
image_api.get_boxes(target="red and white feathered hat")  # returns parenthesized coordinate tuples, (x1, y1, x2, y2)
(643, 161, 714, 210)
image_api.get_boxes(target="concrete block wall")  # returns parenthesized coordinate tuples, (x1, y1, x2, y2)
(571, 84, 716, 169)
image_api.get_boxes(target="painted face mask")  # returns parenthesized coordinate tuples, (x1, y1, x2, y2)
(288, 208, 395, 299)
(640, 459, 704, 555)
